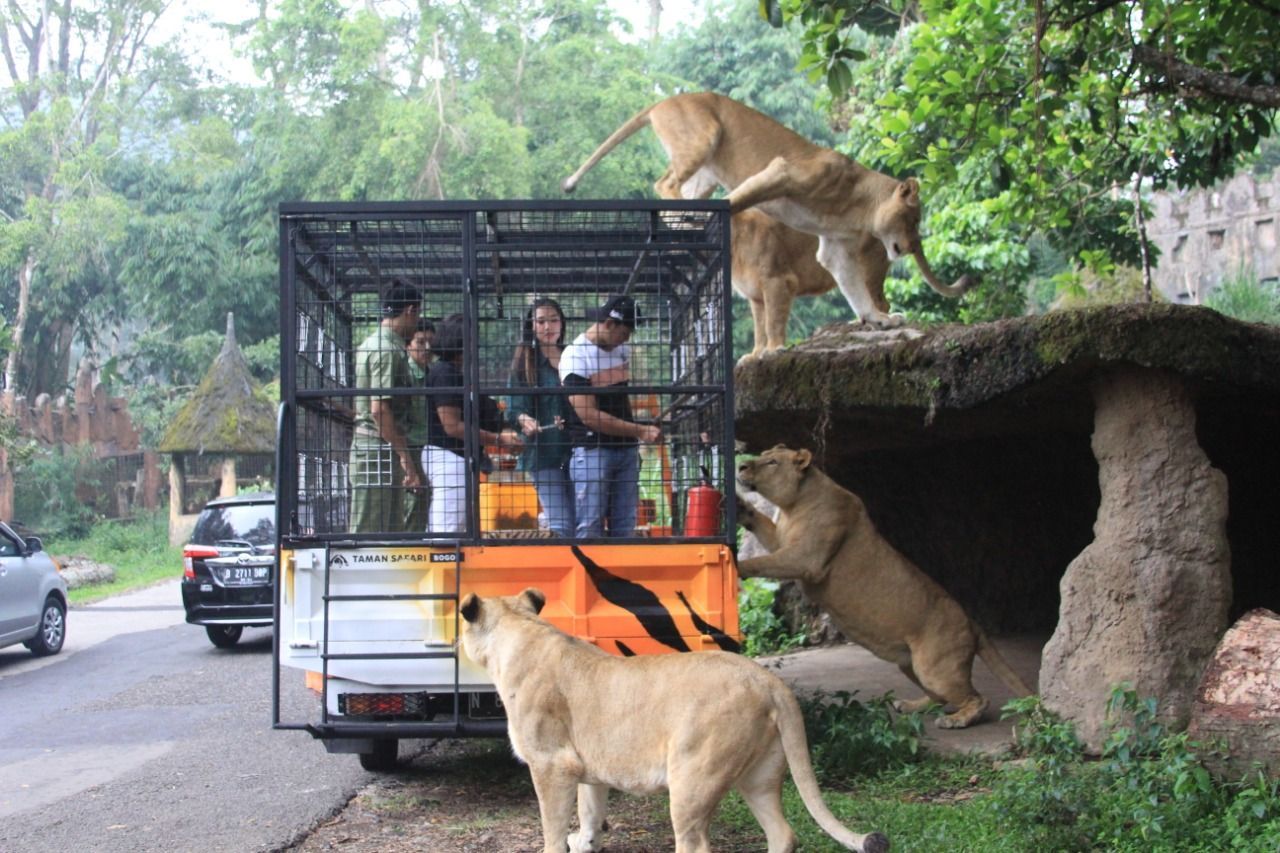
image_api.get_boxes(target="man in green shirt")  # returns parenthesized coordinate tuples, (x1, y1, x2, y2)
(402, 317, 435, 531)
(349, 281, 423, 534)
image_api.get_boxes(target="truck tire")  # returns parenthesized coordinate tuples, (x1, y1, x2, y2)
(358, 739, 399, 772)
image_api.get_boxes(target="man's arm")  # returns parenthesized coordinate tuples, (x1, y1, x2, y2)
(438, 405, 523, 451)
(371, 398, 422, 489)
(567, 392, 660, 443)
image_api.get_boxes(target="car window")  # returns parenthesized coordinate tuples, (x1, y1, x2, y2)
(0, 533, 18, 558)
(191, 503, 276, 546)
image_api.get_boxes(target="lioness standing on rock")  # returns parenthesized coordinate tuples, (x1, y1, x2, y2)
(562, 92, 971, 329)
(460, 588, 891, 853)
(736, 446, 1033, 729)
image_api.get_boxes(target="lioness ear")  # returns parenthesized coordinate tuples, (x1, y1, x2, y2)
(771, 442, 788, 450)
(794, 448, 813, 471)
(460, 593, 482, 623)
(898, 178, 919, 202)
(520, 588, 547, 615)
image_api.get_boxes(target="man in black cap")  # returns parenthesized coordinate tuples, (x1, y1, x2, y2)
(559, 294, 661, 537)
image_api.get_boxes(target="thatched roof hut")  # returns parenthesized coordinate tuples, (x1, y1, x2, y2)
(160, 313, 276, 543)
(160, 313, 275, 455)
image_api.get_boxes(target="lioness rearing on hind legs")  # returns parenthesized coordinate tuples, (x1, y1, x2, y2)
(562, 92, 972, 329)
(460, 588, 891, 853)
(736, 446, 1034, 729)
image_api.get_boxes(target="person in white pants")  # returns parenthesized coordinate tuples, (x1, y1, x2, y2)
(422, 314, 523, 533)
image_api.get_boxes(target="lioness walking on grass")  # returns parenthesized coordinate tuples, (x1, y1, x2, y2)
(460, 588, 891, 853)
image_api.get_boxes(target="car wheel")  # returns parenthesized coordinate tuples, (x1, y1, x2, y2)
(206, 625, 244, 648)
(358, 739, 399, 772)
(26, 596, 66, 656)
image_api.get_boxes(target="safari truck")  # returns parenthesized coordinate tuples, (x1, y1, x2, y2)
(272, 200, 741, 769)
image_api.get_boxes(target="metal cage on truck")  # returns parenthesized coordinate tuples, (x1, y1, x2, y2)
(273, 200, 740, 769)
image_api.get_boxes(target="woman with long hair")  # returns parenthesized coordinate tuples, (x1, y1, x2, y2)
(422, 314, 522, 533)
(506, 298, 575, 537)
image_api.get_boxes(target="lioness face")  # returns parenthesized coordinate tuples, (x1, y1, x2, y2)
(736, 445, 812, 507)
(459, 589, 546, 667)
(873, 179, 923, 261)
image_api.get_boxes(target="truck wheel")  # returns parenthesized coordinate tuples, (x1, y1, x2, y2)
(206, 625, 243, 648)
(358, 739, 399, 772)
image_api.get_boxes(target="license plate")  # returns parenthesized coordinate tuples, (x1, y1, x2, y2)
(217, 565, 270, 586)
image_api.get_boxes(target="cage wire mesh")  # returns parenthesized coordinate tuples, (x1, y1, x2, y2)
(282, 202, 731, 543)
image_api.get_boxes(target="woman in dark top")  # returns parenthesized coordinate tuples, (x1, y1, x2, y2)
(506, 298, 574, 537)
(422, 314, 522, 533)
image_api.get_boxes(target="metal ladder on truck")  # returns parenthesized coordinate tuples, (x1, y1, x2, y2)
(273, 539, 506, 770)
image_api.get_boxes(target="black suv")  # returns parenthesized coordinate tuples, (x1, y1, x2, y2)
(181, 492, 276, 648)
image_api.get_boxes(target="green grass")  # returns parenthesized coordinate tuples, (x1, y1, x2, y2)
(51, 510, 181, 605)
(700, 689, 1280, 852)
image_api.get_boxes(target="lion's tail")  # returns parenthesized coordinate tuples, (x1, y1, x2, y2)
(975, 624, 1034, 697)
(910, 246, 974, 298)
(771, 681, 891, 853)
(560, 106, 655, 194)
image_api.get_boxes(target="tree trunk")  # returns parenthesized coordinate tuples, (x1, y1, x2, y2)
(648, 0, 662, 44)
(3, 254, 36, 393)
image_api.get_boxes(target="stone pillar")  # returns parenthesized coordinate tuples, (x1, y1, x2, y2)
(219, 456, 238, 498)
(1041, 367, 1232, 750)
(141, 451, 161, 510)
(169, 456, 186, 536)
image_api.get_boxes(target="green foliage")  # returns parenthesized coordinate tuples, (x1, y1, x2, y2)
(656, 0, 836, 147)
(0, 413, 37, 468)
(57, 511, 181, 605)
(1205, 267, 1280, 326)
(1050, 265, 1159, 311)
(12, 445, 103, 539)
(737, 577, 805, 656)
(799, 690, 927, 782)
(758, 0, 1276, 323)
(992, 687, 1280, 851)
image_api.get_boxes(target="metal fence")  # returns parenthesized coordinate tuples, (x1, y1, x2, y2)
(279, 201, 734, 544)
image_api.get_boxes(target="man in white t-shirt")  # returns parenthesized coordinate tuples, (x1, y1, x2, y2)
(559, 294, 661, 537)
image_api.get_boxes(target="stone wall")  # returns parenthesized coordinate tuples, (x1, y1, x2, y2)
(0, 360, 160, 520)
(1150, 171, 1280, 303)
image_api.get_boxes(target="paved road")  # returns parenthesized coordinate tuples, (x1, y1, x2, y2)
(0, 580, 373, 852)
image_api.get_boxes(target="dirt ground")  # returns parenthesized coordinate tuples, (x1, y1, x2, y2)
(286, 738, 773, 852)
(286, 637, 1044, 852)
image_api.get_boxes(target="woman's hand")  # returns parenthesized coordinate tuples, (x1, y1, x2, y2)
(498, 429, 525, 452)
(517, 413, 539, 437)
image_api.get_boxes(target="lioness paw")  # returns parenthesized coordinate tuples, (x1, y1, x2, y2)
(861, 311, 905, 330)
(568, 830, 600, 852)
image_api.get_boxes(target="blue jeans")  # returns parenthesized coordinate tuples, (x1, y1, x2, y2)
(532, 466, 576, 538)
(570, 446, 640, 538)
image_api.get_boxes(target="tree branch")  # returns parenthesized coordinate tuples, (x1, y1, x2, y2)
(1133, 44, 1280, 109)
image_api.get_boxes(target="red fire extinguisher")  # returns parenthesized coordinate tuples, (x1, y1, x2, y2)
(684, 465, 722, 537)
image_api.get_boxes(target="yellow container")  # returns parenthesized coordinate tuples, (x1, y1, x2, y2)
(479, 481, 541, 531)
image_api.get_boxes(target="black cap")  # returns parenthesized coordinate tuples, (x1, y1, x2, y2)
(591, 294, 641, 328)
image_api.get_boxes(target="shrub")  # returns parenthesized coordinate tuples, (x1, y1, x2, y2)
(993, 686, 1280, 851)
(798, 690, 927, 784)
(12, 445, 102, 538)
(1205, 266, 1280, 325)
(737, 577, 805, 657)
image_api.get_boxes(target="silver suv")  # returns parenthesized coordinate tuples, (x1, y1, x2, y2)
(0, 521, 68, 656)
